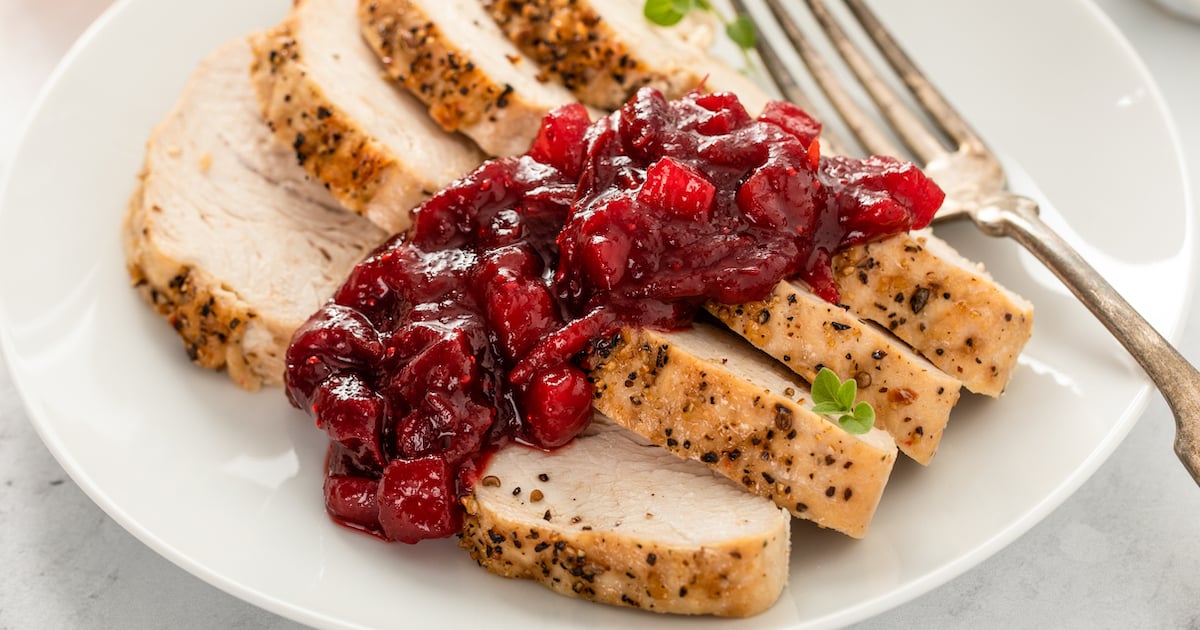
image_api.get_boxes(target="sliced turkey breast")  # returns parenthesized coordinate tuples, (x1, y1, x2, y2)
(462, 415, 790, 617)
(586, 323, 897, 539)
(250, 0, 485, 234)
(124, 38, 387, 390)
(484, 0, 770, 112)
(707, 282, 961, 465)
(358, 0, 582, 157)
(832, 231, 1034, 397)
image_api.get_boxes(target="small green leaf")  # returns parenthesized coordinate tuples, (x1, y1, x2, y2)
(853, 401, 875, 426)
(810, 401, 844, 415)
(811, 367, 841, 406)
(671, 0, 695, 13)
(725, 14, 757, 50)
(837, 412, 874, 435)
(695, 0, 712, 10)
(644, 0, 687, 25)
(811, 368, 876, 435)
(836, 378, 857, 410)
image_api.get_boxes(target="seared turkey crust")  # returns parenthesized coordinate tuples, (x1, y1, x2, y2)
(125, 183, 267, 388)
(359, 0, 580, 157)
(250, 0, 484, 233)
(833, 231, 1034, 397)
(708, 281, 961, 464)
(483, 0, 769, 112)
(460, 417, 790, 617)
(124, 38, 385, 389)
(586, 324, 897, 538)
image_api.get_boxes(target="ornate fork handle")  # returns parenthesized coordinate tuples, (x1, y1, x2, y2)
(973, 193, 1200, 483)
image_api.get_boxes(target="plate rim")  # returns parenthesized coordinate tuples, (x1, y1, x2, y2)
(0, 0, 1194, 628)
(0, 1, 356, 627)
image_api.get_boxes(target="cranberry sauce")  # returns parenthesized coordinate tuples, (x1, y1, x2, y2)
(284, 89, 943, 543)
(558, 89, 943, 309)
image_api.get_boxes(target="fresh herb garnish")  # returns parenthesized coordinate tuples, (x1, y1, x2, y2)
(643, 0, 694, 26)
(643, 0, 758, 55)
(723, 14, 757, 51)
(810, 367, 876, 435)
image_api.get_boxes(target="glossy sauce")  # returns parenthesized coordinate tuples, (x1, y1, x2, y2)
(285, 89, 943, 542)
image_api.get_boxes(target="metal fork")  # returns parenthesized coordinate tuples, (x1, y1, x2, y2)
(730, 0, 1200, 485)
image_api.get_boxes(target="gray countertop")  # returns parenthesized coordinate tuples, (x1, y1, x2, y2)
(1, 1, 1198, 628)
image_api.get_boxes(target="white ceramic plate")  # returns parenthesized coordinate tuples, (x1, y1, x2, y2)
(0, 0, 1192, 628)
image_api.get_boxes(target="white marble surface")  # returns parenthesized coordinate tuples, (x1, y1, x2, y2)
(1, 1, 1198, 628)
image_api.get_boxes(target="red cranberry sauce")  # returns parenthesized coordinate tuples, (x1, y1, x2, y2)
(284, 89, 943, 543)
(557, 89, 943, 310)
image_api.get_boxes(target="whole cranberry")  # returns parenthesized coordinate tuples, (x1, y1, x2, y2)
(527, 102, 592, 179)
(376, 455, 460, 543)
(285, 304, 384, 407)
(757, 100, 822, 147)
(523, 365, 593, 448)
(324, 475, 381, 535)
(485, 278, 561, 361)
(312, 373, 387, 474)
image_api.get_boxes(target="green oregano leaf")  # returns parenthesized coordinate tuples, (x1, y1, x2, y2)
(644, 0, 687, 26)
(810, 401, 844, 416)
(810, 367, 875, 435)
(837, 409, 874, 434)
(853, 401, 875, 424)
(725, 14, 757, 51)
(836, 378, 857, 410)
(643, 0, 757, 54)
(811, 367, 842, 406)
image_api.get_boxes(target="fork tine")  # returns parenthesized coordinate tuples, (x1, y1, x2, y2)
(842, 0, 988, 151)
(760, 0, 902, 158)
(799, 0, 950, 164)
(727, 0, 850, 155)
(727, 0, 812, 110)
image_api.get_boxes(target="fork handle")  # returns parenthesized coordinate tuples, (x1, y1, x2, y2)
(973, 193, 1200, 485)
